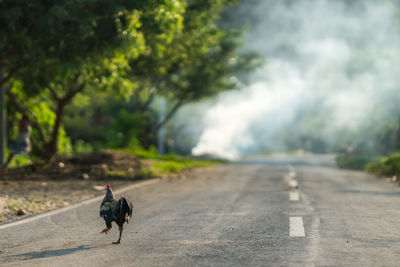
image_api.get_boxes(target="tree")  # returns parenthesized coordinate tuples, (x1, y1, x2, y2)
(128, 0, 260, 135)
(64, 0, 260, 151)
(0, 0, 147, 86)
(3, 0, 186, 159)
(4, 0, 259, 158)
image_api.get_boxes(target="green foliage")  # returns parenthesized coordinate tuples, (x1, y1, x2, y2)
(2, 0, 184, 159)
(365, 153, 400, 177)
(8, 154, 32, 168)
(8, 84, 72, 158)
(57, 128, 73, 155)
(3, 0, 257, 160)
(72, 140, 94, 154)
(64, 93, 153, 150)
(130, 0, 259, 104)
(0, 0, 144, 71)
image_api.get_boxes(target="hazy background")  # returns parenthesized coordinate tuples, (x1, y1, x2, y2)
(170, 0, 400, 159)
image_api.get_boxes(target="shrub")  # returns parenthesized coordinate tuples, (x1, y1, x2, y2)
(365, 153, 400, 177)
(336, 154, 371, 170)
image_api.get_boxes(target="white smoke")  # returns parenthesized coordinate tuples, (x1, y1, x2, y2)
(192, 61, 311, 159)
(178, 0, 400, 159)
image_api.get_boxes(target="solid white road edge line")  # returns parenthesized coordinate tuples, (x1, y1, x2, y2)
(0, 178, 160, 230)
(290, 216, 305, 237)
(289, 191, 300, 201)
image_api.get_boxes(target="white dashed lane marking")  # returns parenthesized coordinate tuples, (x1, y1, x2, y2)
(288, 179, 298, 188)
(290, 216, 306, 237)
(289, 191, 300, 201)
(285, 166, 298, 189)
(286, 166, 305, 237)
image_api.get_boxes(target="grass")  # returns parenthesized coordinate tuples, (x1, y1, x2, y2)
(121, 146, 183, 161)
(150, 159, 219, 176)
(105, 170, 130, 178)
(138, 167, 156, 178)
(4, 145, 225, 179)
(121, 146, 225, 177)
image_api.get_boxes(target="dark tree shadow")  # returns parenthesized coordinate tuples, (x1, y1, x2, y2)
(4, 245, 95, 261)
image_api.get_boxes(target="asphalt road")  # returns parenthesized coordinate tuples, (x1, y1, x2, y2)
(1, 155, 400, 266)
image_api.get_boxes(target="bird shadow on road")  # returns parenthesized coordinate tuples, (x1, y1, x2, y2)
(3, 245, 95, 261)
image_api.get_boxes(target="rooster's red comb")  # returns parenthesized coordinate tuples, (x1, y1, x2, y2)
(106, 184, 110, 189)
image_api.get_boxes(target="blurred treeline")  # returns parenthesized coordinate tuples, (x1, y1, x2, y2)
(335, 115, 400, 177)
(281, 99, 400, 173)
(1, 0, 259, 160)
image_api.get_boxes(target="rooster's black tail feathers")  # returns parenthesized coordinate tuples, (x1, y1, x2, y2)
(120, 197, 133, 223)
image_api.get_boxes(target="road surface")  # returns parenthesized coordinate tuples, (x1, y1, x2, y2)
(1, 155, 400, 266)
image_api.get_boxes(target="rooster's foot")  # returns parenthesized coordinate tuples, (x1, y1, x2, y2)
(100, 228, 110, 234)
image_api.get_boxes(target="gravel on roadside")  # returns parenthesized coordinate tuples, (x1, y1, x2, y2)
(0, 180, 134, 224)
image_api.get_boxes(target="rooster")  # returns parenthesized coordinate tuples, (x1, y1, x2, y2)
(100, 185, 133, 244)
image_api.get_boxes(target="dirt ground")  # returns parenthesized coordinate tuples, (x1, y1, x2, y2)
(0, 151, 146, 224)
(0, 180, 135, 224)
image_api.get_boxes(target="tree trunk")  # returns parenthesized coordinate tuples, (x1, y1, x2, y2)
(152, 99, 185, 134)
(140, 89, 156, 112)
(47, 101, 66, 159)
(8, 82, 85, 160)
(0, 67, 6, 165)
(46, 84, 85, 159)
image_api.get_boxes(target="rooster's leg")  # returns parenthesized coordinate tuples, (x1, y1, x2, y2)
(101, 219, 112, 234)
(113, 224, 123, 244)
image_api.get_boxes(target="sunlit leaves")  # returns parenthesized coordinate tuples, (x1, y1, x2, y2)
(3, 0, 257, 157)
